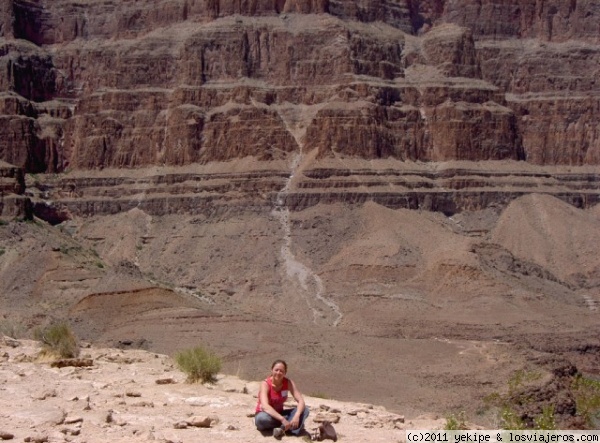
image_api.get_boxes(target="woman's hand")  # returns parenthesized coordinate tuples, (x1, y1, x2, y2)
(289, 415, 301, 430)
(280, 417, 291, 431)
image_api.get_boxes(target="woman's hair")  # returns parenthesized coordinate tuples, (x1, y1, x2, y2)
(271, 359, 288, 372)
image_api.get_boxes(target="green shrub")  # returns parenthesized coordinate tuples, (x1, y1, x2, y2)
(0, 320, 25, 338)
(34, 322, 79, 359)
(175, 346, 222, 384)
(572, 374, 600, 427)
(500, 406, 525, 430)
(444, 411, 468, 430)
(534, 405, 556, 430)
(486, 370, 556, 430)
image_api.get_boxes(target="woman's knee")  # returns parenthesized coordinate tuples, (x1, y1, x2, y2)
(303, 406, 310, 419)
(255, 412, 278, 430)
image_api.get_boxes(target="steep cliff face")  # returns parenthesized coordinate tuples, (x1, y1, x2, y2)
(0, 0, 599, 177)
(0, 159, 31, 218)
(0, 1, 510, 171)
(439, 0, 600, 43)
(2, 4, 600, 408)
(431, 1, 600, 165)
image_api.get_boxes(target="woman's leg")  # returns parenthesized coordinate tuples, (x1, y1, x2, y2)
(255, 411, 281, 431)
(282, 406, 310, 435)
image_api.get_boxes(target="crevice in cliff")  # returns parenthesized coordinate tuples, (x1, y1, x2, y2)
(581, 293, 598, 312)
(272, 151, 343, 327)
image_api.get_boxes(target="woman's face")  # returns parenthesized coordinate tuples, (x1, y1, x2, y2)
(271, 362, 286, 382)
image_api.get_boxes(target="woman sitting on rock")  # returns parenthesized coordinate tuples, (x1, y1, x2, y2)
(255, 359, 309, 439)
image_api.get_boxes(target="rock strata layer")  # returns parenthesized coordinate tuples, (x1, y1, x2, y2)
(24, 161, 600, 222)
(0, 0, 599, 179)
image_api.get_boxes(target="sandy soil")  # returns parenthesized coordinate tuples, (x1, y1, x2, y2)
(0, 336, 447, 443)
(1, 190, 599, 423)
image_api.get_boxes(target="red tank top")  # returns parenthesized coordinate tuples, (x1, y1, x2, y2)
(255, 377, 289, 413)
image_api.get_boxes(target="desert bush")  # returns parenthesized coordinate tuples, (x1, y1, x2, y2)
(500, 406, 525, 430)
(0, 320, 25, 338)
(485, 370, 557, 430)
(34, 322, 79, 359)
(175, 346, 221, 383)
(444, 411, 468, 430)
(572, 374, 600, 427)
(534, 405, 556, 430)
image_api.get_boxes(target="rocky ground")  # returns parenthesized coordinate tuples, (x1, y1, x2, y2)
(1, 184, 599, 422)
(2, 0, 600, 432)
(0, 336, 447, 443)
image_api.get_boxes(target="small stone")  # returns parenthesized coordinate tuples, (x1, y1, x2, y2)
(314, 412, 341, 424)
(394, 415, 405, 424)
(125, 390, 142, 397)
(131, 401, 154, 407)
(50, 358, 94, 368)
(347, 408, 369, 416)
(33, 389, 57, 401)
(155, 378, 176, 385)
(13, 354, 31, 363)
(173, 422, 188, 429)
(0, 431, 14, 440)
(60, 428, 81, 436)
(188, 416, 215, 428)
(1, 337, 19, 348)
(63, 416, 83, 424)
(135, 430, 155, 440)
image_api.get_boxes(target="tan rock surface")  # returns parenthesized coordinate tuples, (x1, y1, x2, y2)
(0, 337, 446, 443)
(0, 1, 599, 429)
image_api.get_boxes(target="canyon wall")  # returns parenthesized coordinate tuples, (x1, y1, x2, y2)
(0, 0, 599, 219)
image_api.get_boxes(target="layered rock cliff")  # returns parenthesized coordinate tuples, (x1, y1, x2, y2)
(0, 159, 31, 218)
(1, 0, 600, 219)
(2, 2, 600, 421)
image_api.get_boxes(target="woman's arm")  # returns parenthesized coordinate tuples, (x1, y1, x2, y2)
(288, 379, 306, 430)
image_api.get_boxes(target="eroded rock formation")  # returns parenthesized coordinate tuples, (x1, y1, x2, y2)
(0, 0, 599, 219)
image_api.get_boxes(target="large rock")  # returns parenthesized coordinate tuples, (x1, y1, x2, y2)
(440, 0, 600, 43)
(0, 160, 31, 219)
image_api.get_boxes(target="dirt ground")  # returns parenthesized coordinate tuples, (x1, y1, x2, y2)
(1, 189, 599, 425)
(0, 336, 449, 443)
